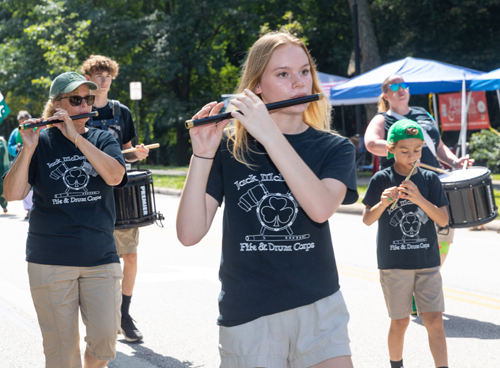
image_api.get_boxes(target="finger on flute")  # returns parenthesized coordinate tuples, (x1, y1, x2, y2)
(390, 159, 419, 211)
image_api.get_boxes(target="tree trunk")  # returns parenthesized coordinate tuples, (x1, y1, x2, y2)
(348, 0, 382, 130)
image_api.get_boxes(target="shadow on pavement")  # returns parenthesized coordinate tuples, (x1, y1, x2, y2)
(411, 313, 500, 339)
(109, 341, 195, 368)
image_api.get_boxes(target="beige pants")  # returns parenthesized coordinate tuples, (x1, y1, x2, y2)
(380, 266, 444, 320)
(219, 291, 351, 368)
(28, 263, 123, 367)
(114, 228, 139, 255)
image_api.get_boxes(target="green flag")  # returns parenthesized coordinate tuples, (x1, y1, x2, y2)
(0, 92, 11, 125)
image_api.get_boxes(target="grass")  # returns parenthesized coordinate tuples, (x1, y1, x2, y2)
(152, 175, 186, 190)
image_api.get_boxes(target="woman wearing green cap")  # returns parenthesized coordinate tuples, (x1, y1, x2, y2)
(3, 72, 127, 368)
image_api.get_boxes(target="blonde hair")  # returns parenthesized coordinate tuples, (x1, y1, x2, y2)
(377, 74, 404, 113)
(227, 31, 333, 167)
(81, 55, 119, 79)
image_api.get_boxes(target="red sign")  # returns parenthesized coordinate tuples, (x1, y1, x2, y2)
(438, 91, 490, 131)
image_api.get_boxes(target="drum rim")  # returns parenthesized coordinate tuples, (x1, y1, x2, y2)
(439, 166, 490, 184)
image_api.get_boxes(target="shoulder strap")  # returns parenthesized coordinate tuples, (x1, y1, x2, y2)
(111, 100, 121, 116)
(388, 109, 437, 158)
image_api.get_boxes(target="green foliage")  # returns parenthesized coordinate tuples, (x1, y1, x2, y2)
(371, 0, 500, 71)
(2, 0, 500, 163)
(469, 130, 500, 173)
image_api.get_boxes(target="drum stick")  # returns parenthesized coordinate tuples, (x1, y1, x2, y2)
(418, 162, 450, 175)
(462, 154, 469, 170)
(121, 143, 160, 154)
(390, 159, 419, 211)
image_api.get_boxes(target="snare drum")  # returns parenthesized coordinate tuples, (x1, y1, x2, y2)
(438, 167, 498, 228)
(114, 170, 161, 229)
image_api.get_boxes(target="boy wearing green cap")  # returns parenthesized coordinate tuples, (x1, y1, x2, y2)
(362, 119, 450, 368)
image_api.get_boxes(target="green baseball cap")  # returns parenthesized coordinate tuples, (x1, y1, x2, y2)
(387, 119, 424, 159)
(49, 72, 98, 99)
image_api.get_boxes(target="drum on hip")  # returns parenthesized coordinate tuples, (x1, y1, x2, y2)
(114, 170, 164, 229)
(438, 167, 498, 228)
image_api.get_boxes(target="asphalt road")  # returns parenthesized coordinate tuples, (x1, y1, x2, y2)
(1, 194, 499, 367)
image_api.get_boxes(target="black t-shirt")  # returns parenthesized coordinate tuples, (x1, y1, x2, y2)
(379, 106, 441, 169)
(362, 167, 448, 269)
(206, 127, 358, 327)
(91, 100, 136, 148)
(21, 128, 126, 267)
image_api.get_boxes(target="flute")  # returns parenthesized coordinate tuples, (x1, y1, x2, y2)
(185, 93, 324, 129)
(19, 111, 99, 130)
(390, 159, 419, 211)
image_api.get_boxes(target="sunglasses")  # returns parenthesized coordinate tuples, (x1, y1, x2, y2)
(386, 82, 409, 92)
(58, 95, 96, 106)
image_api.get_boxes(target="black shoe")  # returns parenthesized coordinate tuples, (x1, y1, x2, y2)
(121, 315, 143, 342)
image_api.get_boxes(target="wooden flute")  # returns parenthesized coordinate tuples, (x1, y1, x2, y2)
(185, 93, 324, 129)
(19, 111, 99, 130)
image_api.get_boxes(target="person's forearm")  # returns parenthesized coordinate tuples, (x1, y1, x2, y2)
(123, 151, 140, 162)
(365, 139, 388, 157)
(362, 202, 386, 226)
(3, 147, 33, 200)
(176, 156, 216, 245)
(263, 134, 347, 223)
(436, 142, 457, 166)
(76, 135, 125, 186)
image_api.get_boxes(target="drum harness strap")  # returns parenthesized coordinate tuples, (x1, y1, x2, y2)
(87, 100, 124, 148)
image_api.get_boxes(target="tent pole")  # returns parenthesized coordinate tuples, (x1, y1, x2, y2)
(496, 89, 500, 112)
(457, 78, 467, 157)
(432, 94, 439, 128)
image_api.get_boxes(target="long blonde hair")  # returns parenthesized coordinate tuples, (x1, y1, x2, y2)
(377, 74, 404, 112)
(227, 31, 333, 166)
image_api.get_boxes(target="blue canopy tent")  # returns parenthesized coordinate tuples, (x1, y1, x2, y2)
(317, 71, 348, 96)
(329, 57, 484, 105)
(329, 57, 485, 157)
(469, 68, 500, 91)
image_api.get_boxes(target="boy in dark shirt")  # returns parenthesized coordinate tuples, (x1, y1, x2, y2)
(362, 119, 450, 368)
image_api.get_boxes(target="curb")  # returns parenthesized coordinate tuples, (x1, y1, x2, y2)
(153, 187, 500, 233)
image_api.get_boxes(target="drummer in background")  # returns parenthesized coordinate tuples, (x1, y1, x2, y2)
(177, 31, 358, 368)
(3, 72, 127, 368)
(364, 74, 473, 313)
(81, 55, 149, 343)
(362, 119, 450, 368)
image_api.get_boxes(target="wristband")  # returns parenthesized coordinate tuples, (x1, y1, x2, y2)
(74, 134, 79, 148)
(452, 159, 458, 169)
(193, 154, 214, 160)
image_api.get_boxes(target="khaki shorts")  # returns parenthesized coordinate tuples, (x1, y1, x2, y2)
(380, 267, 444, 320)
(28, 262, 123, 367)
(219, 290, 351, 368)
(436, 223, 454, 244)
(114, 228, 139, 255)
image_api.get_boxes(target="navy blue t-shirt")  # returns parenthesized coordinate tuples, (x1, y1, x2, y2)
(206, 127, 358, 327)
(90, 100, 136, 149)
(21, 128, 126, 267)
(379, 107, 441, 169)
(362, 167, 448, 269)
